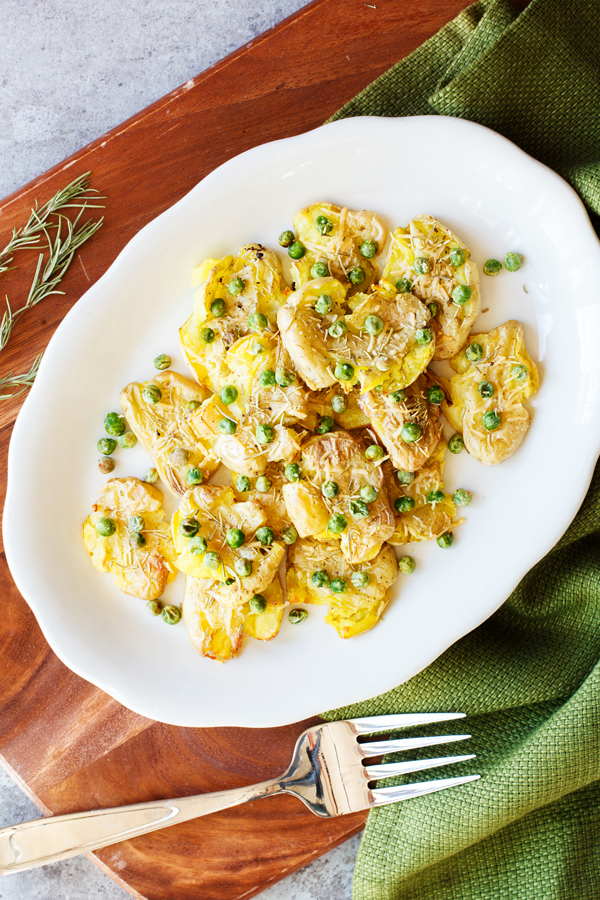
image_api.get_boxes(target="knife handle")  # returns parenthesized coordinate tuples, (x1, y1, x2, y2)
(0, 778, 282, 874)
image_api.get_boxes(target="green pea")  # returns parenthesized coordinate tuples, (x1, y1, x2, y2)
(449, 247, 465, 267)
(255, 475, 272, 493)
(169, 447, 189, 466)
(398, 556, 416, 574)
(504, 252, 522, 272)
(104, 412, 125, 436)
(256, 423, 275, 445)
(235, 558, 252, 577)
(204, 551, 221, 570)
(484, 258, 502, 276)
(466, 342, 483, 362)
(188, 535, 208, 555)
(360, 485, 378, 503)
(311, 570, 330, 588)
(395, 496, 415, 513)
(416, 328, 432, 345)
(226, 527, 245, 549)
(128, 515, 144, 533)
(350, 499, 370, 518)
(281, 525, 298, 545)
(427, 489, 445, 504)
(360, 239, 378, 259)
(162, 605, 181, 625)
(401, 422, 422, 443)
(288, 241, 306, 260)
(186, 400, 201, 410)
(427, 385, 444, 405)
(249, 340, 265, 356)
(256, 526, 274, 546)
(218, 385, 237, 406)
(317, 415, 335, 435)
(454, 489, 472, 507)
(144, 467, 159, 483)
(249, 594, 267, 614)
(396, 469, 415, 484)
(389, 389, 406, 403)
(322, 480, 339, 499)
(335, 362, 355, 382)
(200, 327, 215, 344)
(225, 578, 235, 586)
(248, 312, 268, 331)
(482, 410, 501, 431)
(348, 266, 366, 285)
(478, 381, 494, 398)
(332, 393, 347, 414)
(288, 608, 308, 624)
(179, 517, 199, 537)
(351, 570, 370, 588)
(278, 230, 295, 248)
(396, 278, 412, 293)
(364, 314, 384, 335)
(228, 276, 245, 295)
(95, 517, 116, 537)
(452, 284, 472, 305)
(315, 294, 333, 314)
(185, 467, 203, 486)
(448, 434, 464, 454)
(98, 438, 116, 456)
(328, 320, 347, 338)
(129, 531, 146, 548)
(219, 417, 237, 434)
(511, 364, 529, 381)
(211, 298, 227, 317)
(259, 369, 276, 388)
(147, 600, 162, 616)
(154, 354, 171, 370)
(236, 475, 251, 493)
(437, 532, 454, 549)
(315, 215, 333, 235)
(310, 261, 330, 278)
(413, 256, 430, 275)
(285, 463, 301, 482)
(328, 513, 347, 534)
(427, 301, 439, 318)
(276, 368, 296, 387)
(117, 431, 137, 449)
(330, 577, 347, 593)
(98, 458, 115, 474)
(365, 444, 384, 461)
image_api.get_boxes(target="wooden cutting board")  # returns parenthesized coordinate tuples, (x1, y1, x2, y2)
(0, 0, 483, 896)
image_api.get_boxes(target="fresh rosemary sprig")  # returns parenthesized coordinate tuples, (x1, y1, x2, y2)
(0, 171, 105, 276)
(0, 209, 104, 353)
(0, 353, 43, 400)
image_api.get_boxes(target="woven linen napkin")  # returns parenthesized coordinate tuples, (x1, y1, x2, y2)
(321, 1, 600, 897)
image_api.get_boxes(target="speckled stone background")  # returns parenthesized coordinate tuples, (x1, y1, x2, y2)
(0, 0, 362, 896)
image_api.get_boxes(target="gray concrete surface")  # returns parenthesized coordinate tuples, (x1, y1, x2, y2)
(0, 0, 362, 897)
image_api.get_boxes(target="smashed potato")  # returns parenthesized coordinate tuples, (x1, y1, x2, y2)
(83, 478, 176, 601)
(120, 370, 219, 496)
(382, 215, 481, 360)
(282, 431, 395, 564)
(286, 539, 397, 638)
(443, 320, 539, 465)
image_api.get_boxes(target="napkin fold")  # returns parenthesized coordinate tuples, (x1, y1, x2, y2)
(322, 1, 600, 897)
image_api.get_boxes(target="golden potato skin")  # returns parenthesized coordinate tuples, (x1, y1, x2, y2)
(121, 370, 219, 496)
(82, 478, 176, 601)
(443, 320, 539, 466)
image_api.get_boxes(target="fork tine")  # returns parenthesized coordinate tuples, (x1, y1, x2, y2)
(371, 774, 480, 807)
(364, 754, 475, 780)
(357, 733, 471, 758)
(347, 713, 465, 735)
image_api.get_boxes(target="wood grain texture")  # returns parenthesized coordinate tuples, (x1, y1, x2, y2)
(0, 0, 482, 897)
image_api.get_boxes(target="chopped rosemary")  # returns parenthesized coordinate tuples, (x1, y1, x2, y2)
(0, 353, 42, 400)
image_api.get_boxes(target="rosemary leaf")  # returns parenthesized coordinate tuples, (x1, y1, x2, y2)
(0, 171, 105, 276)
(0, 353, 43, 400)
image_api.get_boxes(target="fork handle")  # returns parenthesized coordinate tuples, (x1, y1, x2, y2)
(0, 778, 283, 875)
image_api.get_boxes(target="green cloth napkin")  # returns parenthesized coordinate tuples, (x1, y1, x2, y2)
(321, 1, 600, 897)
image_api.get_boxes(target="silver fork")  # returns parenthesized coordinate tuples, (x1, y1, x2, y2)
(0, 712, 479, 875)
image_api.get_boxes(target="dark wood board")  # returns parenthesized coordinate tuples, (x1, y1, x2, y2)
(0, 0, 485, 897)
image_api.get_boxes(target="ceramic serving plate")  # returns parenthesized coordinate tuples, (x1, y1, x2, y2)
(5, 116, 600, 727)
